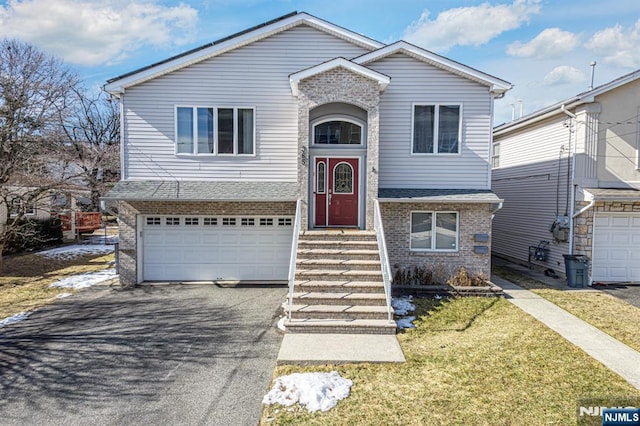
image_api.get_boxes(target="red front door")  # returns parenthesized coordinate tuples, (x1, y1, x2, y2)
(314, 157, 359, 227)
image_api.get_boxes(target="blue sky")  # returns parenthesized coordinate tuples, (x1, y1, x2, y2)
(1, 0, 639, 124)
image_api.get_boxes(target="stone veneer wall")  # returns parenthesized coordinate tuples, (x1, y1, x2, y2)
(573, 200, 640, 260)
(380, 202, 494, 279)
(117, 200, 296, 286)
(296, 67, 381, 230)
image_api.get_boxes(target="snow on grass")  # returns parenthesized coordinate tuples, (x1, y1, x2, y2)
(393, 296, 416, 329)
(396, 316, 416, 330)
(263, 371, 352, 413)
(50, 268, 116, 289)
(36, 244, 114, 260)
(56, 293, 73, 299)
(0, 311, 31, 328)
(392, 295, 415, 316)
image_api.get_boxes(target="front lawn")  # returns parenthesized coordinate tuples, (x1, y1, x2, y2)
(262, 297, 640, 425)
(493, 266, 640, 353)
(0, 246, 115, 319)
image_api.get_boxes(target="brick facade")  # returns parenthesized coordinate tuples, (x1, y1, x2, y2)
(117, 201, 296, 286)
(380, 202, 494, 279)
(296, 67, 381, 230)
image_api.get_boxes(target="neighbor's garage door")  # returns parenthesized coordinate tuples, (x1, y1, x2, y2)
(592, 213, 640, 282)
(142, 215, 293, 281)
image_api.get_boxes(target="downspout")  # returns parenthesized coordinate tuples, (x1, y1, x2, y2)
(572, 199, 595, 219)
(561, 105, 577, 255)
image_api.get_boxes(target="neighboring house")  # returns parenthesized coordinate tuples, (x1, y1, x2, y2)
(492, 69, 640, 284)
(0, 188, 101, 241)
(103, 12, 510, 333)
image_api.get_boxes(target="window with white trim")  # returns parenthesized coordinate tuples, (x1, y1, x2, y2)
(184, 217, 199, 226)
(313, 120, 362, 145)
(146, 217, 161, 226)
(491, 142, 500, 168)
(203, 217, 218, 226)
(278, 218, 292, 226)
(9, 199, 35, 217)
(410, 211, 458, 251)
(166, 217, 180, 226)
(241, 218, 255, 226)
(222, 217, 236, 226)
(176, 106, 254, 155)
(412, 105, 461, 154)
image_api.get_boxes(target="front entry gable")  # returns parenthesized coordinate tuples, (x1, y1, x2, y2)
(293, 64, 383, 230)
(289, 57, 390, 97)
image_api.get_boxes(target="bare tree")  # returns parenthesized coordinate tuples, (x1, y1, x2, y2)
(0, 38, 79, 269)
(61, 89, 120, 211)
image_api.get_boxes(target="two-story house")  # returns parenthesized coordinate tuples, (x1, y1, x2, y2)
(492, 69, 640, 284)
(104, 12, 510, 333)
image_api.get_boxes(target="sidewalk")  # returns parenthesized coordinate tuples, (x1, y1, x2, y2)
(277, 333, 406, 364)
(492, 275, 640, 390)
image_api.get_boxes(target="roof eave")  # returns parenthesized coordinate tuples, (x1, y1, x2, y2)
(494, 69, 640, 135)
(354, 41, 512, 93)
(378, 197, 503, 204)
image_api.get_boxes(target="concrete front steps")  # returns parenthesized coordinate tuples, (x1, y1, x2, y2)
(284, 230, 397, 335)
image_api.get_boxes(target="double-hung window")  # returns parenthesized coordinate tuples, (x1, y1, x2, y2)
(412, 104, 461, 154)
(410, 211, 458, 251)
(176, 106, 254, 155)
(491, 143, 500, 168)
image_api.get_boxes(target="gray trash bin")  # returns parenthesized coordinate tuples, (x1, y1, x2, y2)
(563, 255, 589, 288)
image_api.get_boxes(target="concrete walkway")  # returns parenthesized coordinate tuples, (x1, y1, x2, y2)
(492, 275, 640, 390)
(277, 333, 405, 364)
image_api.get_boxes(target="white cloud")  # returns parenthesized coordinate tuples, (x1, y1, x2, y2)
(0, 0, 198, 66)
(507, 28, 579, 59)
(402, 0, 541, 53)
(543, 65, 587, 86)
(585, 19, 640, 68)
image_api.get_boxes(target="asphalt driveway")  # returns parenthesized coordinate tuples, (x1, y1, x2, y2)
(596, 283, 640, 308)
(0, 283, 287, 425)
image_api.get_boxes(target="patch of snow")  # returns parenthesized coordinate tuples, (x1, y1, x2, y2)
(392, 296, 415, 316)
(36, 244, 114, 260)
(263, 371, 352, 413)
(396, 316, 416, 330)
(56, 293, 73, 299)
(0, 311, 31, 327)
(50, 268, 116, 289)
(277, 316, 287, 332)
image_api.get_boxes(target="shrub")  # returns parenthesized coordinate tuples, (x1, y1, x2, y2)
(3, 217, 63, 254)
(445, 266, 488, 287)
(393, 264, 488, 287)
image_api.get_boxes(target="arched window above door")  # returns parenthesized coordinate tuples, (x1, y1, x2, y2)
(313, 120, 362, 145)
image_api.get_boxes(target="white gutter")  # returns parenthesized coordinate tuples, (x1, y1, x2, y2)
(561, 104, 578, 255)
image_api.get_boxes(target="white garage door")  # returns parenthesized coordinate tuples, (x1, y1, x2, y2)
(592, 213, 640, 282)
(142, 215, 293, 281)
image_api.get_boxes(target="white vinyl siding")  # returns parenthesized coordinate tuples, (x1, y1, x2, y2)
(491, 116, 571, 269)
(122, 25, 369, 181)
(368, 54, 493, 189)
